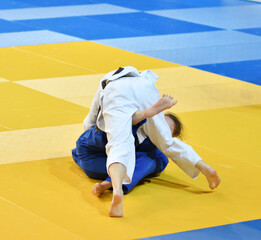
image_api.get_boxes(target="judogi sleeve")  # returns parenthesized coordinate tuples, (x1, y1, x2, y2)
(136, 71, 201, 179)
(142, 112, 201, 179)
(83, 87, 101, 131)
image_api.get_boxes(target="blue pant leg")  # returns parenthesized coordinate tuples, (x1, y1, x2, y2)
(72, 146, 109, 180)
(137, 137, 169, 175)
(72, 127, 109, 180)
(72, 148, 80, 166)
(105, 151, 156, 194)
(104, 150, 168, 194)
(122, 152, 156, 194)
(104, 138, 169, 194)
(122, 149, 169, 194)
(148, 149, 169, 175)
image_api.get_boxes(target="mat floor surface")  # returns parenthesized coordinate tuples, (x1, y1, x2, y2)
(0, 0, 260, 239)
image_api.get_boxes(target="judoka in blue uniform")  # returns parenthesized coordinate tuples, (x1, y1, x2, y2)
(72, 120, 168, 194)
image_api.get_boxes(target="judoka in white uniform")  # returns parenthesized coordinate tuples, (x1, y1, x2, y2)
(84, 67, 200, 182)
(82, 66, 220, 217)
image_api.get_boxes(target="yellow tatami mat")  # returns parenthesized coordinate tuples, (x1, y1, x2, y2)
(0, 42, 260, 240)
(0, 82, 87, 131)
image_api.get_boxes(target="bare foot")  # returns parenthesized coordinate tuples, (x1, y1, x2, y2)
(132, 94, 177, 125)
(204, 167, 221, 190)
(92, 181, 112, 197)
(145, 94, 177, 118)
(109, 190, 123, 217)
(195, 160, 221, 190)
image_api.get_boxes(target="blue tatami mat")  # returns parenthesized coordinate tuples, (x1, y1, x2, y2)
(140, 219, 261, 240)
(0, 19, 38, 33)
(14, 16, 153, 40)
(238, 27, 261, 37)
(194, 59, 261, 85)
(1, 0, 260, 87)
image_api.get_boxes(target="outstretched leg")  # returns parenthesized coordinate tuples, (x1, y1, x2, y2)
(108, 163, 125, 217)
(196, 160, 221, 190)
(132, 94, 177, 125)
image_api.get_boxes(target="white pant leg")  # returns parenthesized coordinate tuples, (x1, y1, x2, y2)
(102, 79, 140, 184)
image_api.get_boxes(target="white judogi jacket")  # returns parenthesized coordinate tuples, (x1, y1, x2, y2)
(83, 67, 201, 184)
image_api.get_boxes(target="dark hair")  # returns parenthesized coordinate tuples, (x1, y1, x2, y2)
(164, 113, 183, 139)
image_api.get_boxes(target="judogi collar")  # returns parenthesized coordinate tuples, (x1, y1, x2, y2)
(100, 66, 159, 89)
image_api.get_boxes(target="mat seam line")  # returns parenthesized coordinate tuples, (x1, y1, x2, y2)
(0, 195, 86, 240)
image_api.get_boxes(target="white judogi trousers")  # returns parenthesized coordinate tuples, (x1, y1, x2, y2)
(83, 67, 201, 184)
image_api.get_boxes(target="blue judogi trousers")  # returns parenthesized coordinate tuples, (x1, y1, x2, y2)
(72, 120, 168, 194)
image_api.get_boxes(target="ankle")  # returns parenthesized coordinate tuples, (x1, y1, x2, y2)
(113, 188, 123, 195)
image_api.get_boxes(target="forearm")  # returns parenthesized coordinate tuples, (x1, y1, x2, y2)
(143, 113, 201, 178)
(132, 110, 147, 126)
(164, 138, 201, 178)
